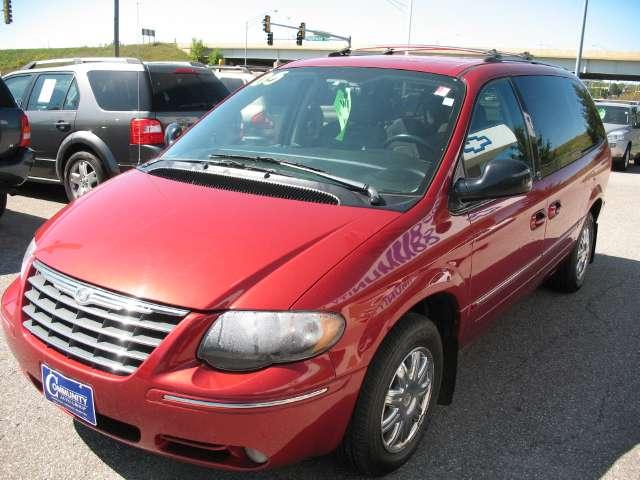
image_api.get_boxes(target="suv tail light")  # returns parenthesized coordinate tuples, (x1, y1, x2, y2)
(130, 118, 164, 145)
(19, 113, 31, 148)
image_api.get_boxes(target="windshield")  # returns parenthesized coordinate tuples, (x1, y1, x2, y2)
(597, 104, 630, 125)
(160, 67, 464, 197)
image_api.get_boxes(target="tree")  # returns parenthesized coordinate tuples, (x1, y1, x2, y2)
(609, 83, 622, 97)
(208, 48, 224, 66)
(189, 38, 207, 63)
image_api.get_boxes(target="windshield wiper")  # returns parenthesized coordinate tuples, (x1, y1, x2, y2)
(209, 154, 384, 205)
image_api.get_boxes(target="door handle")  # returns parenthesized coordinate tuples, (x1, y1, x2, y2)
(530, 210, 546, 230)
(55, 120, 71, 132)
(548, 201, 562, 219)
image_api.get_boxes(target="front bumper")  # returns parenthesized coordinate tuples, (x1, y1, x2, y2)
(1, 278, 364, 470)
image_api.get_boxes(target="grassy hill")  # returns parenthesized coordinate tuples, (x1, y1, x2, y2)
(0, 43, 190, 74)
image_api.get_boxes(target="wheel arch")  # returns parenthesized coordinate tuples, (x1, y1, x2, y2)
(407, 291, 460, 405)
(56, 131, 119, 180)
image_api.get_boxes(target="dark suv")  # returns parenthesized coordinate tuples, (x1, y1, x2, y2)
(0, 77, 33, 217)
(3, 58, 229, 200)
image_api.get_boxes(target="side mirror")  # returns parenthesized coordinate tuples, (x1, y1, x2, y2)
(453, 158, 532, 203)
(164, 122, 184, 146)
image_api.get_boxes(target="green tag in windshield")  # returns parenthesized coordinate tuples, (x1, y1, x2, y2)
(333, 87, 352, 141)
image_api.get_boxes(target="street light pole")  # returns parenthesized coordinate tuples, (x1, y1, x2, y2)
(407, 0, 414, 45)
(114, 0, 119, 57)
(574, 0, 589, 76)
(245, 20, 248, 67)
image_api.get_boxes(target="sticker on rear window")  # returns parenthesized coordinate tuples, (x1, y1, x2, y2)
(38, 78, 57, 103)
(334, 87, 352, 141)
(434, 86, 451, 97)
(442, 97, 455, 107)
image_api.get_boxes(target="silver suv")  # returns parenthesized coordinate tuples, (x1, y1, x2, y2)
(595, 100, 640, 170)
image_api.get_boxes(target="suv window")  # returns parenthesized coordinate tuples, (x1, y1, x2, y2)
(463, 78, 531, 178)
(0, 80, 16, 108)
(63, 79, 80, 110)
(148, 71, 229, 112)
(4, 75, 33, 107)
(513, 76, 605, 177)
(88, 70, 152, 111)
(27, 73, 74, 111)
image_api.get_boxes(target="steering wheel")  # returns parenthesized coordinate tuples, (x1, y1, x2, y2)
(384, 134, 437, 156)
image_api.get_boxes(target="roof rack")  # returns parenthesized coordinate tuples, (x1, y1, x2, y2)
(22, 57, 142, 69)
(209, 65, 252, 73)
(144, 61, 208, 67)
(328, 45, 536, 63)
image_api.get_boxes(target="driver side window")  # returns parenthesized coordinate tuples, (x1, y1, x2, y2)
(463, 79, 531, 178)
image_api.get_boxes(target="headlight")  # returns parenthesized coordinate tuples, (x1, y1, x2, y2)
(20, 238, 36, 279)
(197, 311, 345, 372)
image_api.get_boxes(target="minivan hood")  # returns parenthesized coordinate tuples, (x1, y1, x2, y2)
(34, 170, 398, 311)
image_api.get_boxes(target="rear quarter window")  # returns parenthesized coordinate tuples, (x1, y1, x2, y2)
(513, 75, 605, 177)
(148, 70, 229, 112)
(87, 70, 151, 111)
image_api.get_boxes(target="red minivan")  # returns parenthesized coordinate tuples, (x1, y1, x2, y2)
(1, 49, 610, 476)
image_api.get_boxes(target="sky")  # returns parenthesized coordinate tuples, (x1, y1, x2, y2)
(1, 0, 639, 52)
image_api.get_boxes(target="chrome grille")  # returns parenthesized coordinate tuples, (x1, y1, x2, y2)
(22, 261, 189, 375)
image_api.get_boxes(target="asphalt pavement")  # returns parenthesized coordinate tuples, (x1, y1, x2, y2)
(1, 171, 638, 480)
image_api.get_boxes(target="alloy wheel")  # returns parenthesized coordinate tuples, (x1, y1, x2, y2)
(380, 347, 434, 453)
(576, 221, 591, 280)
(68, 160, 99, 199)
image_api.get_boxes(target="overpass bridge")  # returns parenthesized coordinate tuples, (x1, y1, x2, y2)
(187, 42, 640, 81)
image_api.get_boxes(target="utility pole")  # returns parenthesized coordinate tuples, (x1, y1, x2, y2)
(407, 0, 414, 45)
(574, 0, 588, 76)
(114, 0, 120, 57)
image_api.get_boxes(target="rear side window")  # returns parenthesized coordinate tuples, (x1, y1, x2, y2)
(148, 71, 229, 112)
(463, 78, 531, 178)
(27, 73, 74, 111)
(513, 76, 605, 177)
(88, 70, 151, 111)
(4, 75, 32, 107)
(0, 80, 16, 107)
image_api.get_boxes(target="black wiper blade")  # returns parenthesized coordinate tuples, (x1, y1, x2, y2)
(209, 154, 384, 205)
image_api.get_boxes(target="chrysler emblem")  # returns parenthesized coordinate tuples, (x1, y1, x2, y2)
(74, 287, 92, 305)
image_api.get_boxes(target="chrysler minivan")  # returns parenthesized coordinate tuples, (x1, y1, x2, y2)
(1, 48, 610, 476)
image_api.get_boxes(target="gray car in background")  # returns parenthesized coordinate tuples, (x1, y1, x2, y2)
(3, 58, 229, 200)
(595, 100, 640, 171)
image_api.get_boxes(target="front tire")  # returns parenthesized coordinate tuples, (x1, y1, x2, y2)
(338, 313, 443, 476)
(548, 212, 594, 293)
(63, 151, 106, 201)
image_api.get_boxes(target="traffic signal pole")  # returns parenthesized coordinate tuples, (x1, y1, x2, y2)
(114, 0, 120, 57)
(269, 21, 351, 48)
(574, 0, 588, 76)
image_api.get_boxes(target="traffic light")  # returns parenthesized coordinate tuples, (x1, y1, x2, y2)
(262, 15, 271, 33)
(296, 22, 305, 46)
(3, 0, 12, 24)
(267, 32, 273, 46)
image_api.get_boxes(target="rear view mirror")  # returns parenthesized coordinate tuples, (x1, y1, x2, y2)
(164, 122, 184, 146)
(453, 158, 532, 203)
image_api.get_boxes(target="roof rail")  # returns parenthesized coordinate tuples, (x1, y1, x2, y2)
(328, 44, 536, 63)
(209, 65, 252, 73)
(22, 57, 141, 69)
(143, 61, 208, 68)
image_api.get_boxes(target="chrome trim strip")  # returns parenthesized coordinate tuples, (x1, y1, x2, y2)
(163, 388, 329, 409)
(32, 260, 189, 317)
(473, 255, 541, 307)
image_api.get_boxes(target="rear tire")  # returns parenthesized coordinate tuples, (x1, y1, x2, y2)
(548, 212, 594, 293)
(63, 151, 106, 201)
(0, 192, 6, 217)
(337, 313, 443, 476)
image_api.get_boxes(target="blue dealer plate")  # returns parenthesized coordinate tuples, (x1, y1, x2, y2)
(41, 364, 97, 426)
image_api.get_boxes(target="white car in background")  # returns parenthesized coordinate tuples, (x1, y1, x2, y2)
(596, 101, 640, 171)
(211, 66, 259, 93)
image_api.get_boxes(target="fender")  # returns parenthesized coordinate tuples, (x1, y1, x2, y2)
(56, 131, 120, 179)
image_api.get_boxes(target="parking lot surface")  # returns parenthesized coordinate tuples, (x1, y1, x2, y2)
(1, 171, 639, 480)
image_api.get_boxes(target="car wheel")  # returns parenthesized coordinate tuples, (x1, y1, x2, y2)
(617, 145, 630, 171)
(548, 212, 594, 293)
(0, 192, 6, 217)
(337, 313, 443, 476)
(63, 151, 106, 201)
